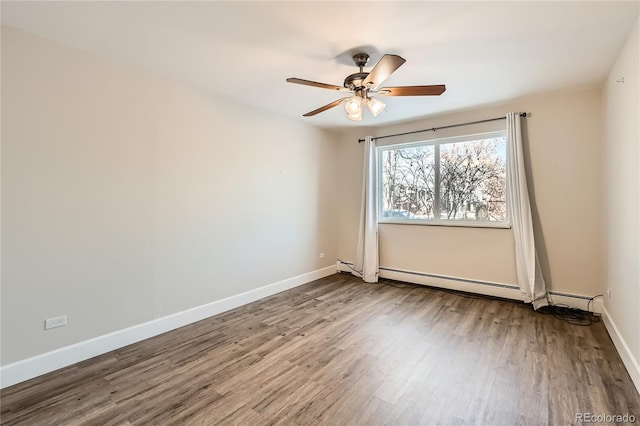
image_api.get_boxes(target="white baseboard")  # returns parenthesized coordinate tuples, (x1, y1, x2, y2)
(602, 306, 640, 395)
(336, 260, 602, 313)
(0, 265, 336, 389)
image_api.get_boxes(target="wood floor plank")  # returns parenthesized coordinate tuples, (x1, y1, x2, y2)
(2, 274, 639, 425)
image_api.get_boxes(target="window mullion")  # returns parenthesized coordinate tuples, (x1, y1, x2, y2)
(434, 143, 441, 222)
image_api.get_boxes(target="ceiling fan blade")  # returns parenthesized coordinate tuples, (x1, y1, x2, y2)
(378, 85, 446, 96)
(287, 78, 345, 91)
(303, 98, 350, 117)
(362, 54, 406, 89)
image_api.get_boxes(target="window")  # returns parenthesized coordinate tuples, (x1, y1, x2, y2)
(378, 131, 508, 227)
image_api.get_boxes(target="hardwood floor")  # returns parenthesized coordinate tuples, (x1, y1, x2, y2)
(2, 273, 639, 425)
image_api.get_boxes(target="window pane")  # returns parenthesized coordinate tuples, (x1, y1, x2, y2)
(439, 137, 507, 221)
(381, 146, 435, 219)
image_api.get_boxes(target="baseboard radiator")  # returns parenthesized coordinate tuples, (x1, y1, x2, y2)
(336, 260, 602, 314)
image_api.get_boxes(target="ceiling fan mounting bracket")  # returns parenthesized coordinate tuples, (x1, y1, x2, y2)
(352, 53, 370, 71)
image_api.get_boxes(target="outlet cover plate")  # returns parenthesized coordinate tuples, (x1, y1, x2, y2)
(45, 316, 67, 330)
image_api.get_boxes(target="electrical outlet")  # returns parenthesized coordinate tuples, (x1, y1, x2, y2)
(45, 316, 67, 330)
(606, 288, 611, 299)
(319, 252, 325, 259)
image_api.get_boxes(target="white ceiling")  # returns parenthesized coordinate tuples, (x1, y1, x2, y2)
(2, 1, 638, 129)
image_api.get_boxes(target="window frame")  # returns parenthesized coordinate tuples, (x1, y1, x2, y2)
(376, 130, 511, 229)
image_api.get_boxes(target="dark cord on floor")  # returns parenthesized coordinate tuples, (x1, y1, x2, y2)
(536, 304, 601, 326)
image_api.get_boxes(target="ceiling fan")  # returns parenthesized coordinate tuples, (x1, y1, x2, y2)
(287, 53, 446, 121)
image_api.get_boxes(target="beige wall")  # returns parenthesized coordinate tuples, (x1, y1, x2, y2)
(2, 21, 627, 370)
(337, 88, 604, 298)
(602, 18, 639, 374)
(1, 27, 338, 364)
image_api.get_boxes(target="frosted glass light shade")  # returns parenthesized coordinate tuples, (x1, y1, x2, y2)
(367, 96, 386, 117)
(344, 96, 362, 114)
(347, 109, 362, 121)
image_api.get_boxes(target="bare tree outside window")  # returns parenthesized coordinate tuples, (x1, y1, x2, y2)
(380, 134, 507, 224)
(381, 146, 435, 219)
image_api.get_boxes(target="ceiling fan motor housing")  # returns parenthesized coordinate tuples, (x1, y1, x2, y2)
(344, 72, 369, 91)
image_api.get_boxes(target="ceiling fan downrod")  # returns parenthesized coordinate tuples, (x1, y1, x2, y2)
(344, 53, 371, 91)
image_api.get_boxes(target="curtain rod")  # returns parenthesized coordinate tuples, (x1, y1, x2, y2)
(357, 112, 528, 143)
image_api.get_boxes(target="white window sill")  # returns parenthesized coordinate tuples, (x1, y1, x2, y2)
(378, 219, 512, 229)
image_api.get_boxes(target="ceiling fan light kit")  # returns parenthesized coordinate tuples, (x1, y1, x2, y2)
(287, 53, 446, 121)
(344, 95, 386, 121)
